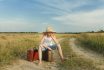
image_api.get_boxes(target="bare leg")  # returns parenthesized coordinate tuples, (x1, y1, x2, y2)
(57, 44, 64, 61)
(38, 44, 52, 65)
(38, 45, 42, 65)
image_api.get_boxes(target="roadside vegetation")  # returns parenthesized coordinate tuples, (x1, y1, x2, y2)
(78, 33, 104, 55)
(0, 33, 70, 67)
(59, 37, 98, 70)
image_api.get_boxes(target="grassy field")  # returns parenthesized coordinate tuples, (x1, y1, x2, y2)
(0, 33, 70, 66)
(0, 33, 104, 70)
(59, 37, 97, 70)
(0, 33, 41, 66)
(78, 33, 104, 55)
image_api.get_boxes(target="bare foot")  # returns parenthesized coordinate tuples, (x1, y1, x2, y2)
(38, 61, 42, 65)
(61, 58, 67, 62)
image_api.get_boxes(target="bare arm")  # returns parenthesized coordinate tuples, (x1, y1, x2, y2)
(39, 35, 45, 46)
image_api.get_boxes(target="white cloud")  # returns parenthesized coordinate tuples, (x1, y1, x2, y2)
(53, 9, 104, 25)
(0, 18, 37, 32)
(0, 17, 51, 32)
(53, 8, 104, 31)
(1, 0, 104, 32)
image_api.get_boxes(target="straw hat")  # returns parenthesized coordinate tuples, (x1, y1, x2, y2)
(43, 26, 56, 33)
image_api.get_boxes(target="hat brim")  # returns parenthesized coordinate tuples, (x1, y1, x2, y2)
(43, 32, 56, 33)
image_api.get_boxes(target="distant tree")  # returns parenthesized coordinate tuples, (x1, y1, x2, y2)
(91, 31, 94, 33)
(98, 30, 104, 33)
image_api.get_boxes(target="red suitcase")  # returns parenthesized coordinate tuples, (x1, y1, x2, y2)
(27, 49, 34, 62)
(33, 49, 39, 61)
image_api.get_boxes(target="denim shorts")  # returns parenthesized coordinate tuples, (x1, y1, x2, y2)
(42, 44, 57, 51)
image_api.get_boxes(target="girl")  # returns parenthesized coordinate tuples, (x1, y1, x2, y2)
(38, 26, 64, 65)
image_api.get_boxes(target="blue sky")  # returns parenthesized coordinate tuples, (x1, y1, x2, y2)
(0, 0, 104, 32)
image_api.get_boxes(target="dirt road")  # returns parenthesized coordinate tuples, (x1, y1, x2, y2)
(69, 38, 104, 70)
(3, 50, 60, 70)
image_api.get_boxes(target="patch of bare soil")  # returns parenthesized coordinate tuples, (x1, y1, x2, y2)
(3, 50, 60, 70)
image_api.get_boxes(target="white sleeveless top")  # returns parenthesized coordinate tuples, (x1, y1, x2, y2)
(43, 36, 55, 46)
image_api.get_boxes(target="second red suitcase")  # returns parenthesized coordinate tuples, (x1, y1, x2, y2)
(33, 49, 39, 61)
(27, 49, 34, 62)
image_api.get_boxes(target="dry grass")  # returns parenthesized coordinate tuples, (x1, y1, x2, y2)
(59, 38, 98, 70)
(78, 33, 104, 55)
(0, 33, 99, 70)
(0, 33, 41, 66)
(0, 33, 69, 67)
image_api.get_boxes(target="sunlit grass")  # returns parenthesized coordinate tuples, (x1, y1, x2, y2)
(0, 33, 99, 70)
(59, 37, 97, 70)
(78, 33, 104, 55)
(0, 33, 40, 66)
(56, 33, 79, 39)
(0, 33, 69, 66)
